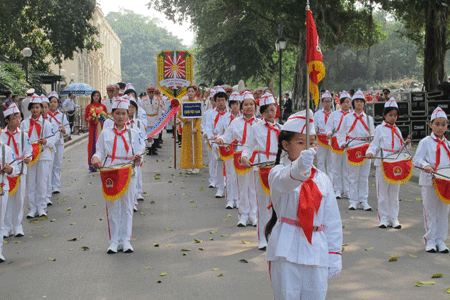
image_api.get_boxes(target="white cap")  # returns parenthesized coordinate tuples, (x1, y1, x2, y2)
(26, 88, 35, 94)
(40, 94, 49, 103)
(209, 89, 216, 99)
(125, 83, 135, 91)
(385, 97, 398, 108)
(30, 94, 42, 104)
(352, 90, 365, 101)
(48, 91, 59, 99)
(322, 90, 332, 99)
(431, 106, 447, 121)
(340, 90, 351, 100)
(215, 87, 226, 94)
(282, 110, 316, 134)
(146, 83, 156, 91)
(242, 91, 254, 100)
(128, 95, 137, 105)
(112, 97, 130, 110)
(3, 103, 20, 118)
(229, 91, 241, 101)
(106, 84, 117, 91)
(259, 92, 276, 106)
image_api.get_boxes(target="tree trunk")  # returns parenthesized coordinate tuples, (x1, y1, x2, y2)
(293, 30, 306, 110)
(424, 2, 447, 91)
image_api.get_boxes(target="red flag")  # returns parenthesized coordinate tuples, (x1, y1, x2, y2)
(306, 9, 325, 106)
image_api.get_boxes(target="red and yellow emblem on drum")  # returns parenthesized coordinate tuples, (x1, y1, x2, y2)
(28, 143, 42, 167)
(382, 158, 413, 185)
(317, 134, 330, 149)
(433, 169, 450, 204)
(233, 151, 257, 175)
(331, 136, 345, 154)
(347, 144, 369, 166)
(258, 166, 273, 195)
(8, 176, 20, 196)
(219, 145, 234, 161)
(100, 166, 133, 201)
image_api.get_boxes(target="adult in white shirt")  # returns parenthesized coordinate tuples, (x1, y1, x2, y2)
(21, 89, 35, 120)
(63, 94, 81, 131)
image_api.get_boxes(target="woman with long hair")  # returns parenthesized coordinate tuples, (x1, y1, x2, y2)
(85, 90, 108, 172)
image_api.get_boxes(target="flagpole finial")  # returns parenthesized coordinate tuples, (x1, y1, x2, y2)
(306, 0, 310, 10)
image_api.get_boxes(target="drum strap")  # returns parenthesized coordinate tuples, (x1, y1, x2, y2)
(127, 129, 134, 156)
(366, 114, 371, 136)
(20, 131, 24, 174)
(1, 144, 5, 194)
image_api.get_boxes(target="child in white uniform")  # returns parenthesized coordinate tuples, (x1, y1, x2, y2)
(92, 97, 144, 254)
(2, 104, 32, 238)
(337, 90, 374, 211)
(366, 98, 411, 228)
(266, 110, 342, 300)
(21, 95, 55, 218)
(413, 107, 450, 253)
(201, 94, 217, 188)
(41, 95, 55, 206)
(314, 90, 333, 181)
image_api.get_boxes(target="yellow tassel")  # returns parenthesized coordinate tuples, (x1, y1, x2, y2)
(102, 166, 132, 202)
(28, 144, 42, 167)
(234, 167, 253, 175)
(317, 139, 331, 149)
(347, 157, 367, 166)
(381, 159, 413, 185)
(8, 176, 20, 196)
(259, 172, 270, 196)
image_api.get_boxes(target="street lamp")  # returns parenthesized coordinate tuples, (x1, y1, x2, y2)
(69, 73, 75, 84)
(231, 64, 236, 85)
(275, 26, 287, 117)
(58, 68, 66, 93)
(22, 47, 32, 82)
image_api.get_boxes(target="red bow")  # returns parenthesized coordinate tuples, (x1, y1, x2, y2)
(264, 122, 280, 158)
(6, 129, 19, 155)
(111, 127, 130, 163)
(384, 123, 403, 150)
(48, 111, 61, 125)
(214, 109, 226, 129)
(432, 136, 450, 171)
(323, 110, 331, 123)
(348, 113, 369, 133)
(241, 116, 255, 145)
(297, 168, 322, 244)
(29, 118, 42, 139)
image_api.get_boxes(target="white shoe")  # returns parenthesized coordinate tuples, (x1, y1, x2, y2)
(225, 200, 233, 209)
(3, 229, 11, 238)
(237, 216, 248, 227)
(14, 228, 24, 237)
(258, 240, 268, 250)
(123, 241, 134, 253)
(38, 209, 47, 217)
(233, 200, 238, 208)
(52, 188, 60, 194)
(335, 191, 341, 199)
(215, 188, 224, 198)
(378, 220, 388, 228)
(348, 204, 357, 210)
(26, 210, 37, 219)
(192, 169, 199, 174)
(436, 239, 449, 253)
(391, 219, 401, 229)
(360, 202, 372, 211)
(0, 253, 5, 263)
(249, 216, 257, 227)
(46, 198, 53, 206)
(186, 169, 193, 174)
(107, 242, 120, 254)
(136, 194, 144, 201)
(425, 242, 437, 253)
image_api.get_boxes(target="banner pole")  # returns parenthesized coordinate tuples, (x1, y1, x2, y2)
(305, 0, 310, 150)
(174, 88, 177, 169)
(192, 121, 195, 166)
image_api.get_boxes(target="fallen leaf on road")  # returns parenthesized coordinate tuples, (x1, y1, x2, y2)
(446, 287, 450, 294)
(415, 198, 422, 201)
(92, 203, 98, 206)
(14, 241, 21, 244)
(79, 235, 83, 239)
(431, 273, 443, 278)
(144, 267, 153, 270)
(70, 222, 77, 225)
(182, 253, 187, 256)
(189, 200, 194, 203)
(68, 213, 72, 216)
(218, 273, 223, 277)
(365, 247, 374, 251)
(181, 249, 191, 251)
(165, 245, 171, 248)
(131, 238, 138, 241)
(210, 230, 217, 234)
(36, 226, 44, 229)
(42, 234, 51, 237)
(212, 268, 220, 271)
(65, 207, 71, 211)
(222, 219, 229, 222)
(241, 240, 251, 244)
(68, 248, 73, 251)
(239, 259, 248, 263)
(342, 244, 348, 246)
(83, 205, 87, 209)
(209, 238, 214, 240)
(415, 281, 434, 286)
(30, 219, 40, 224)
(221, 234, 228, 237)
(3, 240, 7, 244)
(153, 243, 159, 247)
(194, 239, 203, 243)
(164, 228, 173, 231)
(199, 187, 204, 191)
(99, 218, 104, 221)
(409, 254, 418, 258)
(39, 216, 48, 220)
(48, 258, 56, 261)
(198, 247, 204, 251)
(81, 246, 90, 251)
(140, 212, 145, 215)
(150, 201, 156, 204)
(190, 205, 197, 208)
(388, 255, 398, 262)
(206, 203, 212, 206)
(160, 272, 167, 276)
(414, 282, 423, 287)
(405, 199, 414, 202)
(228, 214, 232, 217)
(67, 238, 77, 241)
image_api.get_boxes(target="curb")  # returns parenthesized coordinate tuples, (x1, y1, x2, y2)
(64, 133, 89, 148)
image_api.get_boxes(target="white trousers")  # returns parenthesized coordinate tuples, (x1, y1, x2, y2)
(27, 160, 49, 212)
(47, 152, 54, 199)
(105, 177, 136, 244)
(270, 258, 328, 300)
(421, 186, 449, 245)
(136, 165, 143, 195)
(331, 153, 349, 196)
(347, 159, 371, 206)
(4, 175, 26, 233)
(375, 167, 400, 222)
(215, 159, 225, 190)
(224, 159, 237, 201)
(236, 170, 256, 219)
(317, 146, 333, 182)
(208, 148, 216, 187)
(255, 170, 271, 243)
(51, 143, 64, 191)
(0, 193, 7, 255)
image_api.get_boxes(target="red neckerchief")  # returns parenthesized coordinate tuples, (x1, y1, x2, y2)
(431, 135, 450, 171)
(297, 167, 322, 244)
(348, 112, 369, 133)
(323, 110, 331, 123)
(241, 116, 255, 145)
(228, 112, 240, 125)
(111, 126, 129, 163)
(48, 110, 61, 125)
(384, 123, 403, 150)
(214, 108, 226, 129)
(336, 110, 349, 132)
(264, 121, 280, 158)
(6, 128, 19, 155)
(29, 118, 42, 139)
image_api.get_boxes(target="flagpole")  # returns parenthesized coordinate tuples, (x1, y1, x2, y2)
(305, 0, 311, 150)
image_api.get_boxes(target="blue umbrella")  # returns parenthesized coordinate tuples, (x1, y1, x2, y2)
(61, 82, 95, 96)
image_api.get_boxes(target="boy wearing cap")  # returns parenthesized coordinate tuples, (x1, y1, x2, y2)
(201, 92, 217, 188)
(314, 90, 333, 182)
(413, 107, 450, 253)
(1, 104, 31, 239)
(102, 84, 117, 119)
(141, 83, 161, 155)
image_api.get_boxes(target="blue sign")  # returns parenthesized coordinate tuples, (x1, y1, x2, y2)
(181, 102, 203, 118)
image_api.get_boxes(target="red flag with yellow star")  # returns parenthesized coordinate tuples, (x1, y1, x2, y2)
(306, 9, 325, 106)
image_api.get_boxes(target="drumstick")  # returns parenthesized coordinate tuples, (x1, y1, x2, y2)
(0, 155, 32, 173)
(414, 166, 450, 180)
(251, 161, 275, 167)
(212, 141, 243, 147)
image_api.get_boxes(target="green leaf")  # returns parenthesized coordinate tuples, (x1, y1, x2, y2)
(220, 234, 228, 237)
(48, 258, 56, 261)
(181, 248, 191, 252)
(210, 229, 217, 234)
(164, 228, 173, 231)
(144, 267, 153, 270)
(415, 198, 422, 201)
(160, 272, 167, 276)
(222, 219, 229, 222)
(150, 201, 156, 204)
(30, 219, 40, 223)
(194, 239, 203, 243)
(431, 273, 442, 278)
(67, 237, 77, 241)
(212, 268, 220, 271)
(241, 240, 251, 244)
(42, 233, 51, 237)
(217, 273, 223, 277)
(409, 254, 418, 258)
(446, 287, 450, 294)
(65, 207, 71, 211)
(153, 243, 159, 247)
(388, 255, 398, 262)
(199, 186, 205, 191)
(81, 246, 90, 251)
(365, 247, 374, 251)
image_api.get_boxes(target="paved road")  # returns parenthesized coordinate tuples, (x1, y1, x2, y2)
(1, 132, 449, 299)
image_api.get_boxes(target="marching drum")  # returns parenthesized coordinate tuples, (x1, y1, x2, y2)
(100, 165, 134, 201)
(317, 134, 330, 149)
(347, 143, 369, 166)
(381, 152, 413, 184)
(258, 166, 273, 195)
(331, 136, 345, 154)
(233, 150, 257, 175)
(433, 167, 450, 204)
(29, 143, 42, 167)
(218, 145, 235, 161)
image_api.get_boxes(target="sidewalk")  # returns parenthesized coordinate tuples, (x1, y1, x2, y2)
(64, 132, 89, 148)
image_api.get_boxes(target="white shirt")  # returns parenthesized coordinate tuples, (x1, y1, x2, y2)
(20, 116, 56, 161)
(201, 108, 213, 135)
(325, 108, 351, 137)
(46, 110, 71, 145)
(413, 133, 450, 186)
(101, 97, 115, 117)
(367, 121, 410, 166)
(205, 108, 229, 139)
(242, 120, 281, 164)
(336, 111, 374, 148)
(218, 115, 257, 152)
(21, 96, 32, 119)
(63, 98, 81, 111)
(1, 128, 32, 175)
(140, 96, 160, 127)
(216, 111, 241, 136)
(314, 108, 332, 135)
(267, 159, 342, 268)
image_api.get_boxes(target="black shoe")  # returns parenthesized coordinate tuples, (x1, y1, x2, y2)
(151, 151, 159, 155)
(336, 196, 341, 199)
(209, 185, 215, 188)
(156, 145, 162, 148)
(237, 223, 246, 227)
(379, 224, 387, 229)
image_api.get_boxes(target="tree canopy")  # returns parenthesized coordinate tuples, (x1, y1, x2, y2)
(106, 9, 185, 93)
(0, 0, 101, 71)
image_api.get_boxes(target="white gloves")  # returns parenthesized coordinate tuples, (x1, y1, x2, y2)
(297, 148, 316, 174)
(328, 267, 342, 279)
